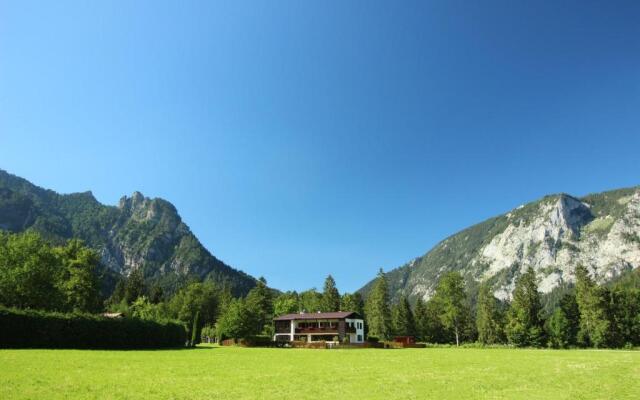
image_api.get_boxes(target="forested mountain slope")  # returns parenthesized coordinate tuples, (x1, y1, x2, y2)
(0, 169, 256, 296)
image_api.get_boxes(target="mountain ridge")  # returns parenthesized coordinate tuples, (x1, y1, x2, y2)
(0, 169, 257, 296)
(358, 186, 640, 304)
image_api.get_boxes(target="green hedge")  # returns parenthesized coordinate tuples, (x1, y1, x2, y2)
(0, 307, 186, 349)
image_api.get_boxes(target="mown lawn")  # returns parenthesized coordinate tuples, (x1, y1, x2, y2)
(0, 346, 638, 399)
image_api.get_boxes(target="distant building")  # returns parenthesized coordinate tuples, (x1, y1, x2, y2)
(100, 312, 124, 319)
(273, 311, 365, 344)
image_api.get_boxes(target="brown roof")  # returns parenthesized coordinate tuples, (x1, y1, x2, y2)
(274, 311, 361, 321)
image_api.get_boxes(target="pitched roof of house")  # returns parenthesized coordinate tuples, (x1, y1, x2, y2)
(273, 311, 361, 321)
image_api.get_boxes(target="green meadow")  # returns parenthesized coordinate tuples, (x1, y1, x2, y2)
(1, 346, 638, 400)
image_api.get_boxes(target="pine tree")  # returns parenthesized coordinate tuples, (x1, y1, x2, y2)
(245, 277, 273, 335)
(476, 283, 504, 345)
(124, 268, 146, 305)
(431, 272, 470, 346)
(392, 296, 416, 337)
(321, 275, 340, 312)
(505, 267, 545, 347)
(575, 265, 610, 347)
(607, 285, 640, 347)
(365, 269, 392, 340)
(340, 292, 364, 315)
(148, 284, 164, 304)
(413, 298, 429, 341)
(190, 311, 201, 347)
(559, 293, 580, 346)
(546, 307, 571, 348)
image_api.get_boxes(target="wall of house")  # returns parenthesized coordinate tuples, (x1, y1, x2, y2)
(345, 318, 365, 343)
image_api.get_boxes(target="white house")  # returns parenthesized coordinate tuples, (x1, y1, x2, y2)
(273, 311, 365, 344)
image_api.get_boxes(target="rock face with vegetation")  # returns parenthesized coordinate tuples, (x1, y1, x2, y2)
(0, 169, 256, 296)
(359, 186, 640, 304)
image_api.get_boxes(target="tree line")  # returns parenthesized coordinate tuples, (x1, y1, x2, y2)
(365, 266, 640, 348)
(1, 231, 638, 348)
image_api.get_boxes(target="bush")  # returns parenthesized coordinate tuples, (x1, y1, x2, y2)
(367, 336, 380, 343)
(0, 306, 186, 349)
(244, 335, 274, 347)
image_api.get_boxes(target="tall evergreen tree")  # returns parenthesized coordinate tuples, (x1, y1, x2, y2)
(217, 283, 234, 317)
(559, 293, 580, 346)
(245, 277, 273, 335)
(321, 275, 340, 312)
(413, 298, 429, 341)
(546, 307, 571, 348)
(365, 269, 392, 340)
(575, 265, 609, 347)
(124, 268, 146, 305)
(340, 292, 365, 315)
(148, 284, 164, 304)
(392, 296, 416, 337)
(476, 283, 504, 345)
(607, 285, 640, 347)
(431, 272, 470, 346)
(505, 267, 545, 347)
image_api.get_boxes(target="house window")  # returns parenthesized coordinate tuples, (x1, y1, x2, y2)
(357, 335, 363, 342)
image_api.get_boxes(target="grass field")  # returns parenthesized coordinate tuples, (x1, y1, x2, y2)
(1, 346, 638, 399)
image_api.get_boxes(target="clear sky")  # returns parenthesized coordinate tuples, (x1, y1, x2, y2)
(1, 1, 639, 293)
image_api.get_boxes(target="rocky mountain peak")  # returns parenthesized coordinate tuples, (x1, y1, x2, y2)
(359, 186, 640, 305)
(0, 170, 257, 296)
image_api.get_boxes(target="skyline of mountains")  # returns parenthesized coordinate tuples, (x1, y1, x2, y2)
(1, 168, 639, 302)
(0, 169, 256, 296)
(359, 186, 640, 305)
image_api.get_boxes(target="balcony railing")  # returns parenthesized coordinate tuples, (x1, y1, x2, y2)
(294, 326, 357, 334)
(296, 327, 338, 334)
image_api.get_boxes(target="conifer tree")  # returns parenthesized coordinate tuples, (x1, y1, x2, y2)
(575, 265, 609, 347)
(365, 269, 392, 340)
(476, 283, 504, 345)
(340, 292, 365, 315)
(245, 277, 273, 335)
(321, 275, 340, 312)
(546, 307, 571, 348)
(392, 296, 416, 336)
(505, 267, 545, 347)
(413, 298, 429, 341)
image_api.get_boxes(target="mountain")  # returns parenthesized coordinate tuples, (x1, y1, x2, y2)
(359, 186, 640, 305)
(0, 169, 256, 296)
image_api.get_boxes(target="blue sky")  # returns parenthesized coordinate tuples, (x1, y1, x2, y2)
(1, 1, 639, 293)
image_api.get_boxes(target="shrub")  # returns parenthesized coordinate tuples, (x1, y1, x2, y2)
(0, 306, 186, 349)
(367, 336, 380, 343)
(244, 335, 274, 347)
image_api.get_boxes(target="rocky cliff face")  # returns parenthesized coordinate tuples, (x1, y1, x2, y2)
(359, 187, 640, 304)
(0, 169, 256, 296)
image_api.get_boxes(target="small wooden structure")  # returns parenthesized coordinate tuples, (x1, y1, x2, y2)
(393, 336, 416, 345)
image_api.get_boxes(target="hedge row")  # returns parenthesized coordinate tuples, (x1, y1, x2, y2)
(220, 336, 274, 347)
(0, 307, 186, 349)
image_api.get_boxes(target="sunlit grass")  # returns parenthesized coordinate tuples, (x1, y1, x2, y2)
(1, 345, 638, 399)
